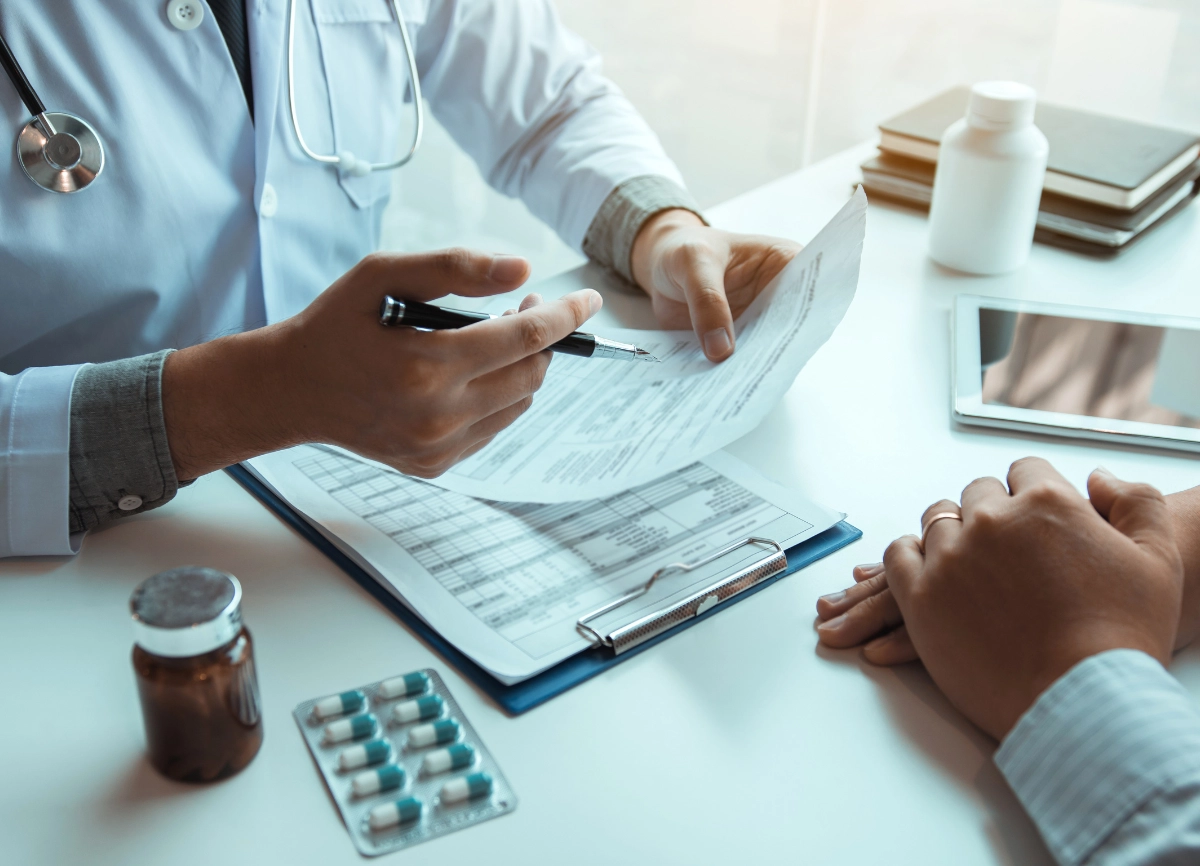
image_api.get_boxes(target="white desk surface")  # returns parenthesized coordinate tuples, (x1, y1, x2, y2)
(4, 141, 1200, 866)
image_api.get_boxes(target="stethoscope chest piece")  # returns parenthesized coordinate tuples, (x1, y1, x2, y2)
(17, 112, 104, 193)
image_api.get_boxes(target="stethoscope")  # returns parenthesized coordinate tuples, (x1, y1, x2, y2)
(287, 0, 424, 177)
(0, 28, 105, 193)
(0, 0, 423, 195)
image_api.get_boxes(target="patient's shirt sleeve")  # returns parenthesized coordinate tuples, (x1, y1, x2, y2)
(995, 648, 1200, 865)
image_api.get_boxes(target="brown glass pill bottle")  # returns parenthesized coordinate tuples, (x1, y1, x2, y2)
(130, 567, 263, 782)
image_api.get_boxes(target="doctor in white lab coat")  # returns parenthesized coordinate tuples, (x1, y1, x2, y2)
(0, 0, 799, 557)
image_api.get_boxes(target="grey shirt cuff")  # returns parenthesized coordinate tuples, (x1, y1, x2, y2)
(581, 175, 704, 286)
(68, 350, 181, 534)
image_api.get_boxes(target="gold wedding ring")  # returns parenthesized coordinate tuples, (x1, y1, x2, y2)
(919, 511, 962, 552)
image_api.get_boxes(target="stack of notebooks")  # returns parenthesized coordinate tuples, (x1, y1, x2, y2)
(860, 87, 1200, 257)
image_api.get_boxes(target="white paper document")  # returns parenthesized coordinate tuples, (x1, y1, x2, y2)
(246, 445, 842, 683)
(422, 188, 867, 503)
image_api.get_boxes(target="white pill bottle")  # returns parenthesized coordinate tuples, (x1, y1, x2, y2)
(928, 81, 1049, 275)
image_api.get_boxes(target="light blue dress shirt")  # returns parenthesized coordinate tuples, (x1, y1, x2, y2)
(0, 0, 686, 557)
(997, 649, 1200, 865)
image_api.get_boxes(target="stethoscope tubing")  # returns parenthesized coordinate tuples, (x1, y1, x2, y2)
(0, 27, 43, 115)
(286, 0, 424, 173)
(1, 27, 58, 137)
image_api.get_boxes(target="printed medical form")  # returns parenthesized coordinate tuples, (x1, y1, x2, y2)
(246, 447, 841, 682)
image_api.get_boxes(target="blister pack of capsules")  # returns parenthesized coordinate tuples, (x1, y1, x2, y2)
(294, 668, 517, 856)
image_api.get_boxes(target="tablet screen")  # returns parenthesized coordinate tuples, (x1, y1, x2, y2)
(978, 307, 1200, 429)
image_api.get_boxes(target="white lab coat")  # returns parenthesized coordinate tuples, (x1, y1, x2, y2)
(0, 0, 683, 556)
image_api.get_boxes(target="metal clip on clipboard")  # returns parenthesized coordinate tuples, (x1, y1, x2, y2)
(575, 537, 786, 655)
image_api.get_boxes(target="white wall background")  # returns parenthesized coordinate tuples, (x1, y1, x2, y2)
(379, 0, 1200, 277)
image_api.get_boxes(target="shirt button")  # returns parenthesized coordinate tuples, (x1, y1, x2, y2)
(166, 1, 205, 31)
(260, 183, 278, 218)
(118, 495, 144, 512)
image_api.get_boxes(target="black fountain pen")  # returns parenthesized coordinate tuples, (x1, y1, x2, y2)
(379, 296, 661, 362)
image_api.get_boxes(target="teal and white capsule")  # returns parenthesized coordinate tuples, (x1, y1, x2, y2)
(407, 718, 460, 749)
(368, 797, 422, 831)
(338, 738, 391, 771)
(421, 743, 475, 776)
(323, 712, 376, 745)
(391, 694, 443, 725)
(313, 690, 365, 720)
(352, 764, 406, 798)
(378, 671, 429, 700)
(440, 772, 493, 805)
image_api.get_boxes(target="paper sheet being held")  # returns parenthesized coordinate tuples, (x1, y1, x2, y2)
(425, 187, 868, 503)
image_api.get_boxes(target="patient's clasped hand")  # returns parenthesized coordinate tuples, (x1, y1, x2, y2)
(816, 457, 1200, 863)
(818, 458, 1186, 738)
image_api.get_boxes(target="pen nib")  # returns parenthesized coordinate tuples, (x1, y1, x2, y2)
(635, 349, 661, 363)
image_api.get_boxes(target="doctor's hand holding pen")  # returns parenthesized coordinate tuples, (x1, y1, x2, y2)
(160, 249, 599, 483)
(157, 218, 798, 483)
(631, 209, 802, 362)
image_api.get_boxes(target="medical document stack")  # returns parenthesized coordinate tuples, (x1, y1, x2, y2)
(236, 191, 868, 702)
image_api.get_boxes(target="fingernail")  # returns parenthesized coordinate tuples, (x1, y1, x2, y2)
(817, 613, 846, 631)
(524, 293, 543, 307)
(586, 290, 603, 315)
(1094, 465, 1114, 478)
(703, 327, 732, 359)
(855, 562, 884, 575)
(818, 590, 846, 605)
(489, 255, 527, 283)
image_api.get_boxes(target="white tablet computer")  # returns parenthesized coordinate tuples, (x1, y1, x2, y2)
(953, 295, 1200, 454)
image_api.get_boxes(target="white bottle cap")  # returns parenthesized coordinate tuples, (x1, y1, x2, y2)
(966, 81, 1037, 130)
(130, 567, 244, 657)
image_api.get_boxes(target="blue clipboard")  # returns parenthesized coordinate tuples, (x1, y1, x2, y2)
(227, 464, 861, 715)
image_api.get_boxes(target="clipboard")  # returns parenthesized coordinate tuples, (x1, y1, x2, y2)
(227, 464, 862, 715)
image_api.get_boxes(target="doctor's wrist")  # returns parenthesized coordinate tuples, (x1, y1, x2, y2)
(630, 209, 706, 293)
(162, 327, 298, 482)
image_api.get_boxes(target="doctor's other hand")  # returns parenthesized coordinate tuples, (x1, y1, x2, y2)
(816, 459, 1182, 741)
(162, 249, 601, 482)
(630, 209, 800, 361)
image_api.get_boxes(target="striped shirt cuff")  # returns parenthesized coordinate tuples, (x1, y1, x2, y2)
(581, 174, 704, 285)
(996, 649, 1200, 866)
